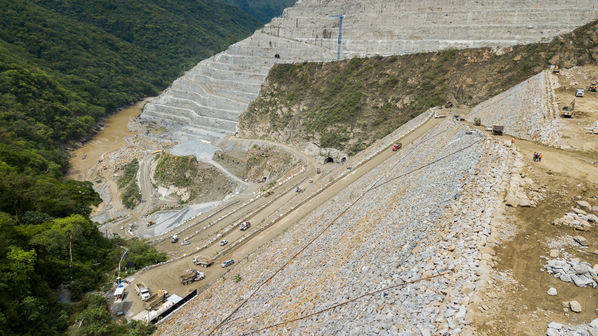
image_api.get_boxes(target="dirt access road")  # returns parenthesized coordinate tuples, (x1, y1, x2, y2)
(470, 127, 598, 332)
(120, 112, 445, 319)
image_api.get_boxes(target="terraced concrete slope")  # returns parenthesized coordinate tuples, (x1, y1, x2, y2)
(141, 0, 598, 142)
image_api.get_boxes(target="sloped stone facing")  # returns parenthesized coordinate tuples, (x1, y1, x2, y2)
(467, 71, 563, 146)
(156, 120, 515, 335)
(142, 0, 598, 144)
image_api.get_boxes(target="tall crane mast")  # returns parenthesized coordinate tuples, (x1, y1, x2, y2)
(330, 14, 344, 60)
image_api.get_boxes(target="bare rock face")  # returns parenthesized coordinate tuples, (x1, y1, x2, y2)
(141, 0, 598, 146)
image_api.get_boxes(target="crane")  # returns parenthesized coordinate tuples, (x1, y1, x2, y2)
(330, 14, 344, 60)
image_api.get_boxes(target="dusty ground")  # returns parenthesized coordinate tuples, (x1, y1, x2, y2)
(555, 66, 598, 152)
(470, 135, 598, 334)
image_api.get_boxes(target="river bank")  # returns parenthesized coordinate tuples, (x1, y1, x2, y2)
(67, 98, 152, 181)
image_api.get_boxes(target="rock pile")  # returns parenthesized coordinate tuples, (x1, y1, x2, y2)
(546, 319, 598, 336)
(544, 258, 598, 288)
(552, 200, 597, 231)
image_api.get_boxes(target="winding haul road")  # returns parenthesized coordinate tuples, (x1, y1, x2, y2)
(118, 114, 444, 320)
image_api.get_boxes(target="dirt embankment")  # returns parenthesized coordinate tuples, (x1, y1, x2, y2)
(238, 20, 598, 155)
(214, 143, 302, 183)
(154, 153, 236, 203)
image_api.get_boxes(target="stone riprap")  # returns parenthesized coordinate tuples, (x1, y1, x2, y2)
(544, 258, 598, 288)
(156, 119, 516, 335)
(141, 1, 598, 144)
(546, 319, 598, 336)
(467, 71, 563, 146)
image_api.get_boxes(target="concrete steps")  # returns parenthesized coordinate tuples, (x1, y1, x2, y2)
(142, 0, 598, 143)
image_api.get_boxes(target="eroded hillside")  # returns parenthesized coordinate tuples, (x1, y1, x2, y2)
(239, 20, 598, 155)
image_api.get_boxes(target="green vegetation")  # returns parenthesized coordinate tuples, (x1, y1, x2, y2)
(233, 274, 243, 283)
(122, 238, 167, 271)
(118, 159, 141, 209)
(222, 0, 297, 23)
(240, 20, 598, 154)
(0, 1, 261, 334)
(70, 294, 155, 336)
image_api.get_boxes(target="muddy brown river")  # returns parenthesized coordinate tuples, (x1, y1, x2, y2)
(67, 99, 149, 181)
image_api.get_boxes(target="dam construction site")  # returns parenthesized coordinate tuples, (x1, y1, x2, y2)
(70, 1, 598, 335)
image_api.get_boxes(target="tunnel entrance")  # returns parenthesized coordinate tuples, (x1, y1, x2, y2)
(324, 157, 334, 163)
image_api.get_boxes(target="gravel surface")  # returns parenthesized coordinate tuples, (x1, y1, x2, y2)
(156, 119, 514, 335)
(467, 71, 562, 147)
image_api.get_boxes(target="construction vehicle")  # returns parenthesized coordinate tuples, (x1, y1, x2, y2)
(474, 117, 481, 126)
(551, 65, 560, 74)
(240, 221, 251, 231)
(392, 143, 402, 151)
(576, 88, 585, 97)
(434, 112, 447, 119)
(589, 82, 597, 92)
(135, 283, 151, 301)
(146, 220, 155, 227)
(492, 125, 504, 136)
(171, 234, 179, 243)
(264, 189, 274, 197)
(144, 289, 168, 310)
(193, 256, 213, 268)
(180, 269, 205, 285)
(562, 99, 575, 118)
(444, 101, 454, 108)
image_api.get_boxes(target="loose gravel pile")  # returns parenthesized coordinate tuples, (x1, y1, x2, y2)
(156, 119, 515, 335)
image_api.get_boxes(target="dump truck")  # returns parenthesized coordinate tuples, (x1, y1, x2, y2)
(144, 289, 168, 310)
(492, 125, 504, 135)
(180, 269, 205, 285)
(434, 113, 447, 119)
(474, 117, 481, 126)
(264, 190, 274, 197)
(146, 220, 155, 227)
(135, 283, 151, 301)
(193, 256, 213, 268)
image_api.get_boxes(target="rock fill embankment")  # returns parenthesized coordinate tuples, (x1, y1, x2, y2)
(141, 0, 598, 143)
(467, 70, 562, 146)
(156, 119, 516, 335)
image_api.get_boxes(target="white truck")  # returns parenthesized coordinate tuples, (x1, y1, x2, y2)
(135, 282, 151, 301)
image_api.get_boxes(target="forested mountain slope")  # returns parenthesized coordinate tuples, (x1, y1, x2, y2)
(0, 1, 260, 334)
(222, 0, 297, 23)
